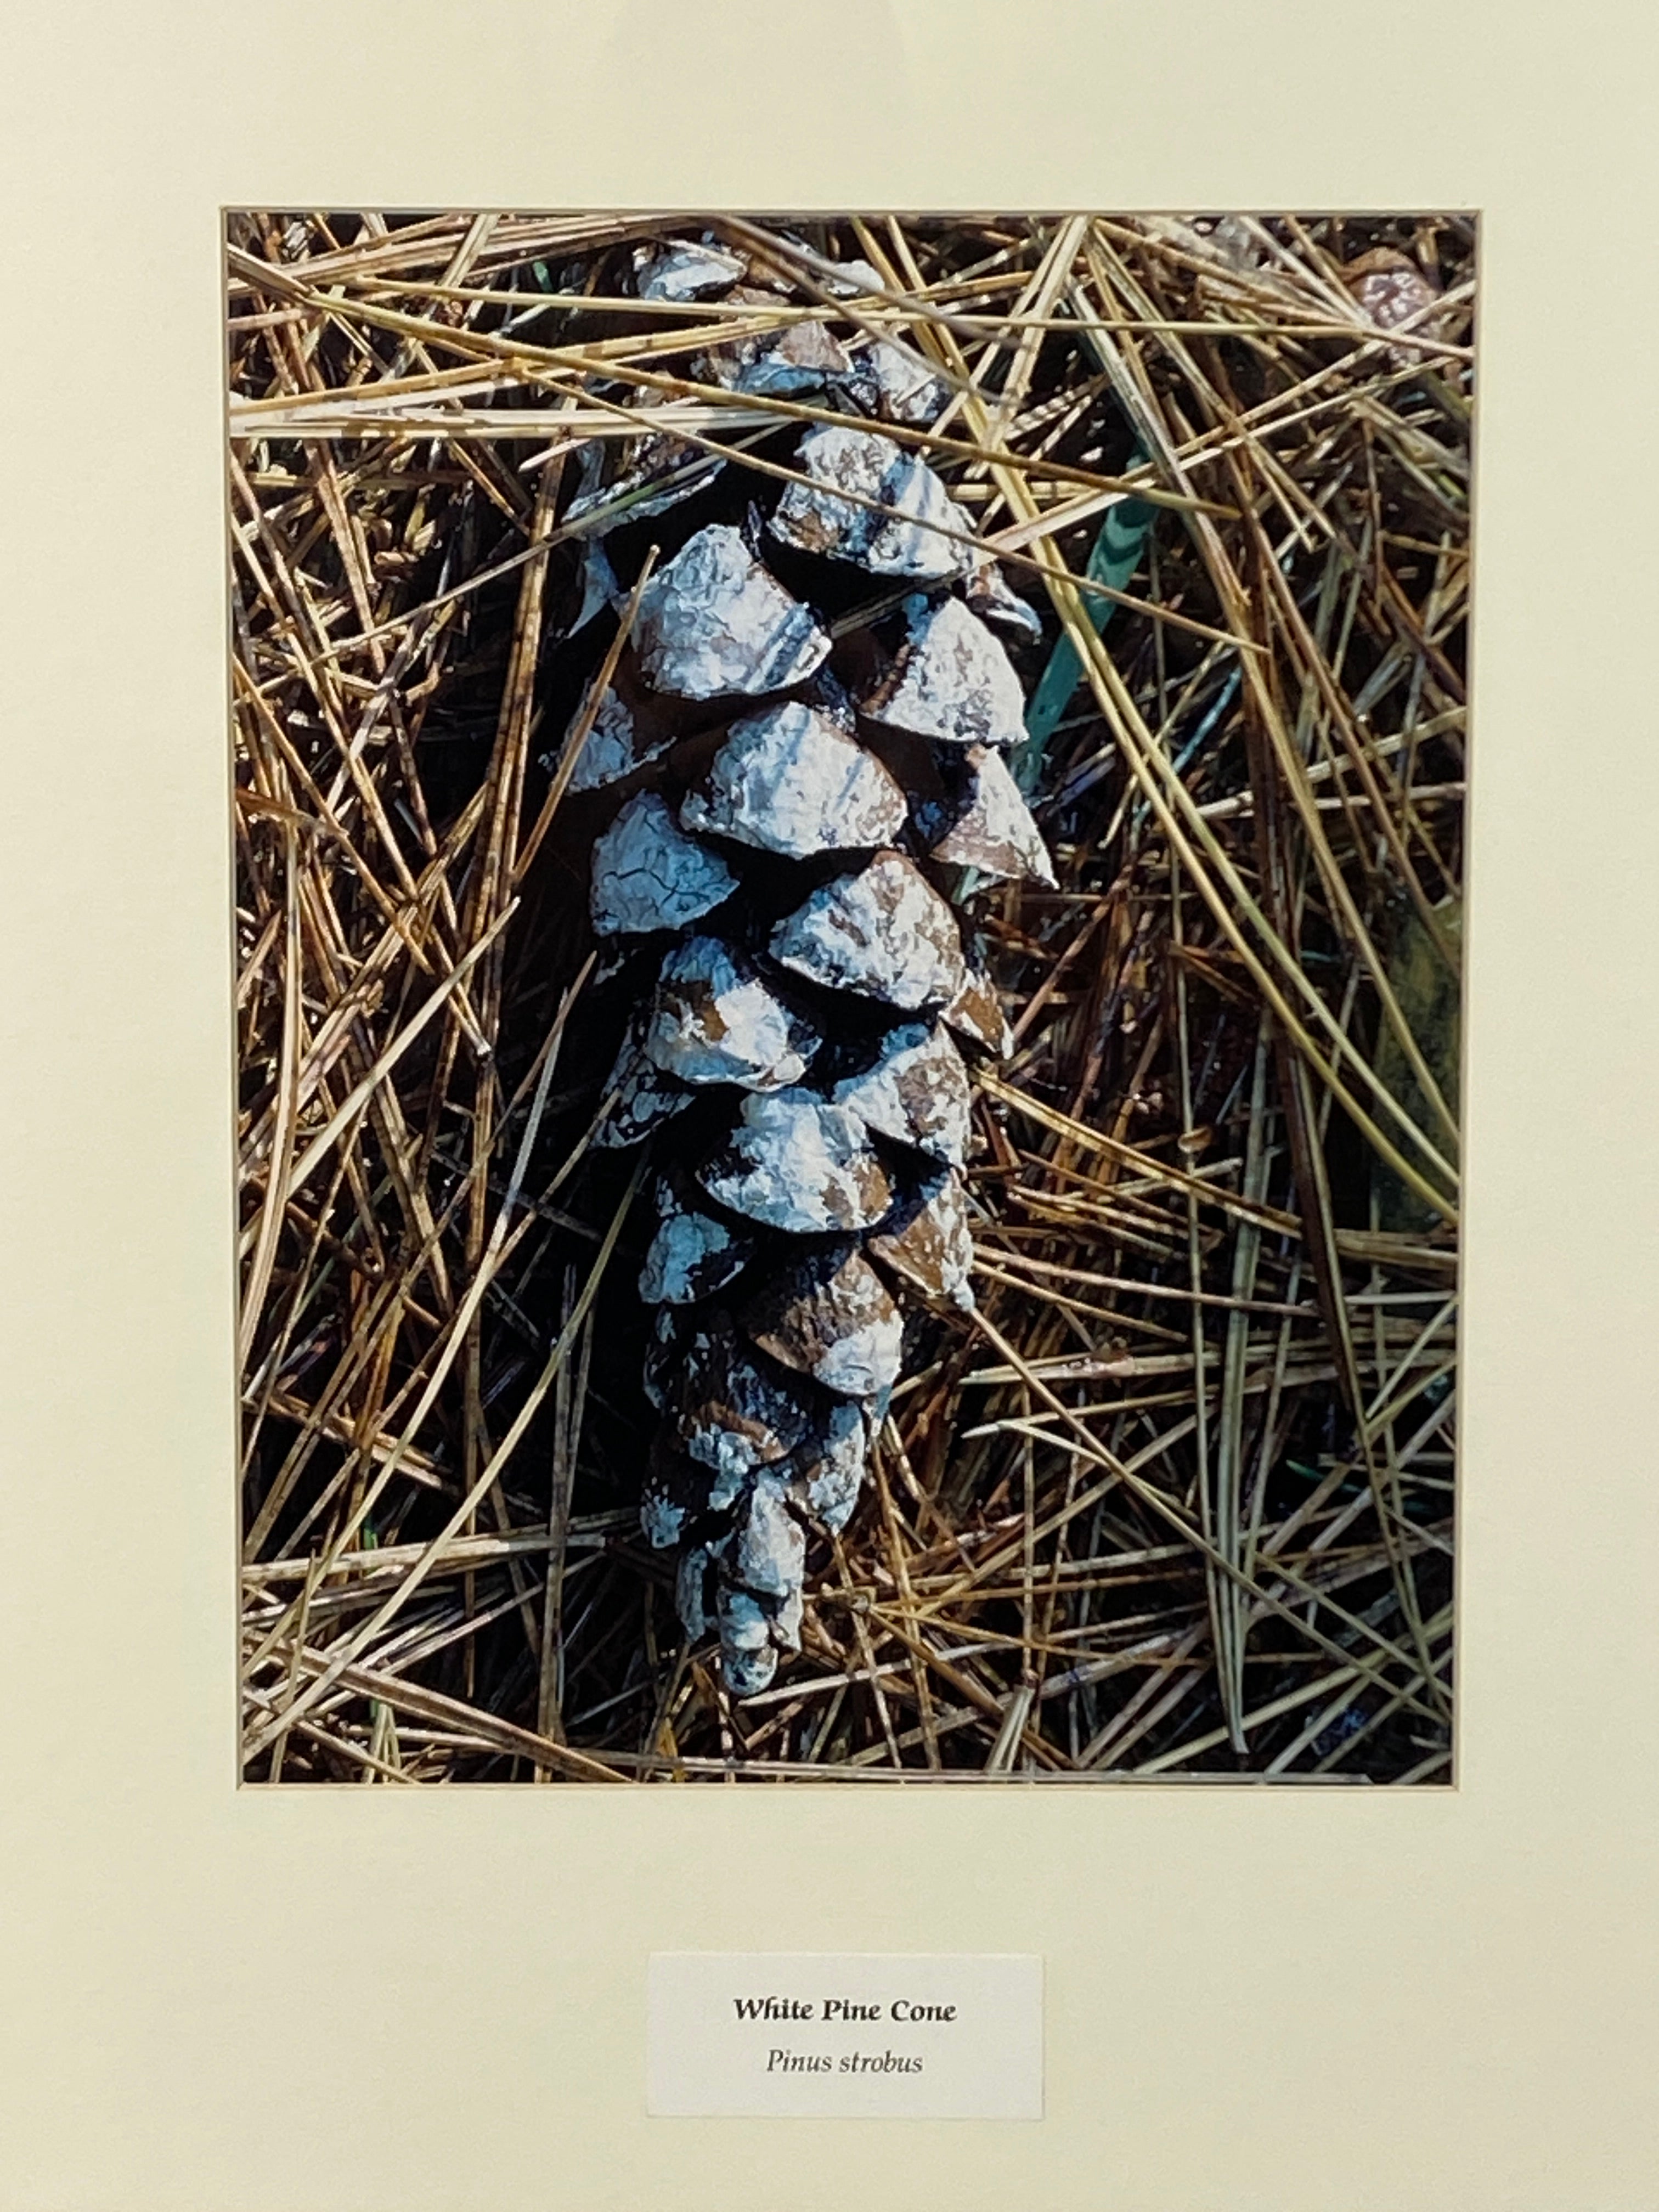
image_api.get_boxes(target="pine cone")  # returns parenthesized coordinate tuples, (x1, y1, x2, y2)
(557, 252, 1053, 1696)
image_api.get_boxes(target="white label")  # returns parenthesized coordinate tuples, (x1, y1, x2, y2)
(646, 1951, 1043, 2119)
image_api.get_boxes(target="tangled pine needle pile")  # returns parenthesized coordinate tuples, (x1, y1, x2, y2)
(233, 211, 1469, 1784)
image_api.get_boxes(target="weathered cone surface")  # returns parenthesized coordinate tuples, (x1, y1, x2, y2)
(787, 1399, 869, 1530)
(634, 525, 831, 698)
(698, 1091, 892, 1234)
(846, 336, 948, 426)
(680, 701, 908, 858)
(669, 1312, 816, 1498)
(769, 851, 968, 1010)
(593, 1016, 696, 1149)
(563, 262, 1050, 1694)
(564, 433, 725, 531)
(638, 1171, 754, 1306)
(831, 1020, 973, 1164)
(861, 591, 1028, 749)
(590, 792, 737, 935)
(923, 746, 1058, 887)
(770, 425, 972, 582)
(965, 558, 1043, 641)
(945, 966, 1014, 1057)
(868, 1167, 977, 1307)
(644, 936, 820, 1092)
(635, 238, 747, 301)
(1342, 245, 1444, 367)
(561, 680, 676, 794)
(698, 291, 854, 398)
(742, 1243, 905, 1400)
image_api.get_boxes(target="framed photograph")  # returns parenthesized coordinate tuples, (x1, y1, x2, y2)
(2, 2, 1654, 2206)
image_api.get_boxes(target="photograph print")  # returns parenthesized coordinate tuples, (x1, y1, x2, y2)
(230, 210, 1468, 1783)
